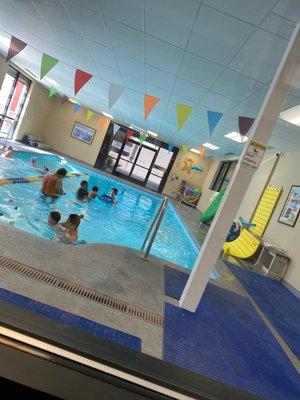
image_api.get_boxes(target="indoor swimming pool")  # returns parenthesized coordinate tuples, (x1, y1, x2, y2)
(0, 150, 198, 269)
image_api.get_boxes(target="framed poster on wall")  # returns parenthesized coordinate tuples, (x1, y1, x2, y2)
(278, 185, 300, 227)
(70, 122, 96, 145)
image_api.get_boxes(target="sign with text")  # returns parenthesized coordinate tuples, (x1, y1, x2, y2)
(242, 140, 266, 171)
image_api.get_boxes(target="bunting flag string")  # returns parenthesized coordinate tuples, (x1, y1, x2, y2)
(40, 53, 59, 80)
(99, 116, 109, 127)
(74, 69, 93, 96)
(207, 110, 223, 137)
(180, 145, 189, 154)
(48, 86, 57, 97)
(86, 110, 94, 122)
(126, 129, 134, 141)
(199, 147, 206, 158)
(6, 36, 27, 61)
(73, 103, 81, 113)
(144, 94, 160, 120)
(139, 132, 148, 145)
(109, 83, 125, 109)
(238, 116, 255, 136)
(176, 104, 192, 130)
(113, 123, 120, 135)
(61, 95, 69, 104)
(167, 143, 174, 153)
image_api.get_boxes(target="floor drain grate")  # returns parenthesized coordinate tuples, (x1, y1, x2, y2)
(0, 256, 163, 327)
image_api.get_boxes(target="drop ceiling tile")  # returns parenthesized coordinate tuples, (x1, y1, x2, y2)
(217, 114, 238, 131)
(122, 75, 146, 92)
(33, 0, 75, 32)
(179, 52, 223, 88)
(94, 63, 122, 84)
(68, 50, 99, 75)
(84, 39, 117, 68)
(67, 0, 100, 13)
(145, 84, 171, 101)
(188, 5, 254, 65)
(260, 12, 296, 40)
(203, 0, 277, 25)
(115, 53, 145, 80)
(282, 94, 300, 110)
(200, 90, 238, 112)
(99, 0, 144, 31)
(273, 0, 300, 23)
(63, 1, 110, 46)
(242, 85, 269, 109)
(105, 18, 144, 61)
(9, 0, 41, 19)
(173, 78, 206, 103)
(230, 29, 288, 83)
(269, 134, 299, 152)
(226, 103, 258, 119)
(51, 25, 90, 57)
(145, 35, 184, 75)
(211, 69, 263, 101)
(145, 0, 199, 49)
(146, 65, 176, 92)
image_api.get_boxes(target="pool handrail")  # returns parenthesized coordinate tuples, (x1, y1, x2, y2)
(141, 196, 168, 260)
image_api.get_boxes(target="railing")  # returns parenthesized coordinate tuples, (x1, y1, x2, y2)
(141, 196, 168, 260)
(0, 114, 14, 147)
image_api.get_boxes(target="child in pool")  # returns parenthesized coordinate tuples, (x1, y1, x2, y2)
(60, 214, 83, 243)
(1, 145, 13, 158)
(76, 180, 89, 201)
(30, 156, 37, 167)
(88, 186, 99, 200)
(47, 211, 66, 238)
(100, 188, 118, 203)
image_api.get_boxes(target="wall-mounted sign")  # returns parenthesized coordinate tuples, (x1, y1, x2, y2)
(241, 140, 266, 170)
(191, 165, 205, 174)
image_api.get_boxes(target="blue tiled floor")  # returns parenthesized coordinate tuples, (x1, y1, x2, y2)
(164, 267, 300, 400)
(225, 261, 300, 359)
(0, 288, 141, 351)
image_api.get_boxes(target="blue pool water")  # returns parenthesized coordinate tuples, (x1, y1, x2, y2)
(0, 150, 198, 269)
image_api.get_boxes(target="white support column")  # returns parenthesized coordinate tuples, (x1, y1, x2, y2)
(180, 24, 300, 312)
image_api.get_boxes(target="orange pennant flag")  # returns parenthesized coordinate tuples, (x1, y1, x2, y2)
(99, 116, 109, 127)
(144, 94, 160, 120)
(199, 147, 206, 158)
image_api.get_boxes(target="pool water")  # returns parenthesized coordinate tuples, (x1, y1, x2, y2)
(0, 151, 199, 269)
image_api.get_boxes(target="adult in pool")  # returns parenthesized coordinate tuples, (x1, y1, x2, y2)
(1, 145, 13, 159)
(41, 168, 67, 202)
(60, 213, 84, 243)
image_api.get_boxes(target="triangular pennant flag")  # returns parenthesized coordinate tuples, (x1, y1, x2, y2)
(238, 116, 255, 136)
(61, 95, 69, 104)
(49, 86, 57, 97)
(99, 116, 109, 127)
(144, 94, 160, 120)
(176, 103, 192, 130)
(86, 110, 94, 122)
(74, 69, 93, 96)
(153, 138, 161, 148)
(73, 103, 81, 113)
(113, 123, 120, 135)
(199, 147, 206, 158)
(207, 110, 223, 137)
(167, 143, 174, 153)
(180, 145, 189, 154)
(126, 129, 134, 141)
(6, 36, 27, 61)
(40, 53, 59, 80)
(139, 132, 148, 144)
(109, 83, 125, 109)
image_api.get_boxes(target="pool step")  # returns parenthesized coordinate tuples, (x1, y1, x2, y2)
(0, 255, 163, 327)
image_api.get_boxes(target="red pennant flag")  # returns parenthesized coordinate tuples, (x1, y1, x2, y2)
(144, 94, 160, 120)
(238, 116, 255, 136)
(74, 69, 93, 96)
(6, 36, 27, 61)
(61, 95, 69, 104)
(126, 129, 134, 141)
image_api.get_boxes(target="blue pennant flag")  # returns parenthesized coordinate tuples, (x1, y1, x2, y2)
(207, 110, 223, 137)
(167, 143, 174, 152)
(73, 103, 81, 113)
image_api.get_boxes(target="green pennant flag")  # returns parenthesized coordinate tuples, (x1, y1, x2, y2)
(40, 53, 59, 80)
(139, 132, 148, 144)
(180, 145, 189, 154)
(49, 86, 57, 97)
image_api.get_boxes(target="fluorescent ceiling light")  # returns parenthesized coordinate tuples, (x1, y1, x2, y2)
(147, 130, 158, 137)
(69, 98, 79, 104)
(44, 77, 61, 87)
(190, 148, 200, 154)
(224, 131, 248, 143)
(102, 111, 114, 119)
(280, 104, 300, 126)
(202, 142, 220, 150)
(0, 34, 10, 47)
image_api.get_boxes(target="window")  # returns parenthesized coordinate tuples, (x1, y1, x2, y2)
(211, 160, 238, 192)
(0, 66, 31, 140)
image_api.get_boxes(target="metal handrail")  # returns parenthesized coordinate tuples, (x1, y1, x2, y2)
(141, 196, 168, 260)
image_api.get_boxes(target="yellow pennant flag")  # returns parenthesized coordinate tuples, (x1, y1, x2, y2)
(176, 103, 192, 130)
(86, 110, 94, 122)
(180, 145, 189, 154)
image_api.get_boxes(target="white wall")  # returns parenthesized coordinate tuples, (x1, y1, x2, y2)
(237, 151, 300, 291)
